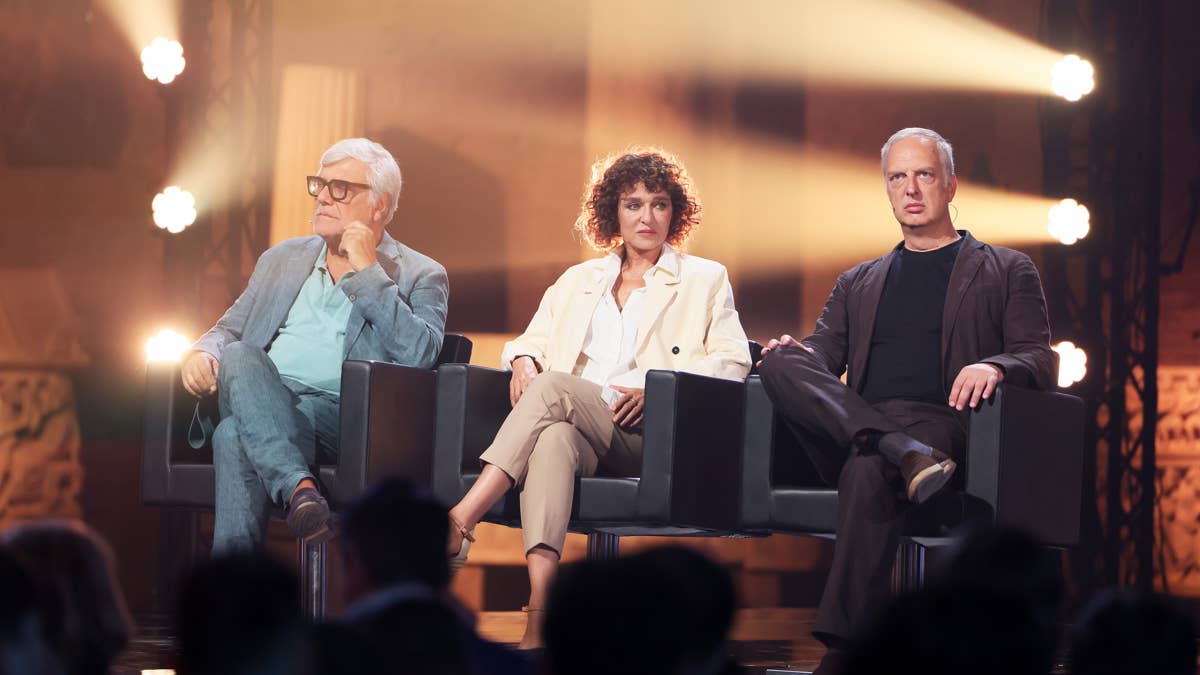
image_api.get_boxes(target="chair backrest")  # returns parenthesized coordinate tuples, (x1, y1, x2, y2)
(437, 334, 473, 366)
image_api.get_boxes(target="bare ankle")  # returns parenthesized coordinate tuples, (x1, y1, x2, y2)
(289, 478, 317, 503)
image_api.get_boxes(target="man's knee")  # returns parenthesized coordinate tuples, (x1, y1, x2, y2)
(216, 341, 266, 385)
(212, 418, 240, 457)
(758, 345, 818, 391)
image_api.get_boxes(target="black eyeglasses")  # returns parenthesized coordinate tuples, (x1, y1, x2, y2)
(306, 175, 370, 202)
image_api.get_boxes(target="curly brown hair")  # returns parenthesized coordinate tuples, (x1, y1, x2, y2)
(574, 147, 702, 251)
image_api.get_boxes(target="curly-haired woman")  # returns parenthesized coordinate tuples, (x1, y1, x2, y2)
(445, 148, 751, 649)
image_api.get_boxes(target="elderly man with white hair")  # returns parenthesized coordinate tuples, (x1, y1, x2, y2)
(181, 138, 449, 553)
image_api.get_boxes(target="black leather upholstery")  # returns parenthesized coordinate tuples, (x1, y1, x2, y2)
(738, 376, 1085, 545)
(430, 340, 761, 538)
(141, 334, 473, 509)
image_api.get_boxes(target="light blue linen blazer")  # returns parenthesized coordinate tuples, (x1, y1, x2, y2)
(192, 232, 448, 373)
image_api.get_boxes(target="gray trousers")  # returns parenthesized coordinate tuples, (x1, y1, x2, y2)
(212, 341, 339, 553)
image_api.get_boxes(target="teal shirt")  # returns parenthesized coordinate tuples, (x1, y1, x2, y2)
(267, 246, 355, 395)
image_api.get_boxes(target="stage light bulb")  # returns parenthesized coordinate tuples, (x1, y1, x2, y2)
(1051, 54, 1094, 102)
(146, 329, 191, 363)
(141, 37, 186, 84)
(1053, 340, 1087, 388)
(1048, 198, 1090, 245)
(152, 186, 196, 234)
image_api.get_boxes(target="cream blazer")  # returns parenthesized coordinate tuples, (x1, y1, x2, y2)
(501, 245, 752, 383)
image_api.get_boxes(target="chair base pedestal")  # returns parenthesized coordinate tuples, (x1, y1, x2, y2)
(298, 526, 335, 619)
(587, 531, 619, 560)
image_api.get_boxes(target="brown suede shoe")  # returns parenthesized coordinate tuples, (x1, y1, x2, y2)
(286, 487, 330, 538)
(900, 450, 957, 504)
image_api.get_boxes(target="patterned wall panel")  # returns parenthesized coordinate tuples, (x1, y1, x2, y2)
(0, 371, 84, 526)
(1153, 367, 1200, 594)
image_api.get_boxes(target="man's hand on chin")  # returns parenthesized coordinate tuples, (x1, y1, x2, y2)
(339, 221, 378, 271)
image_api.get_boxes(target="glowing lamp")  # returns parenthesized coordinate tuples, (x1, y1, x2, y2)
(152, 186, 197, 233)
(141, 37, 186, 84)
(146, 329, 191, 363)
(1051, 54, 1094, 102)
(1048, 198, 1090, 245)
(1052, 340, 1087, 388)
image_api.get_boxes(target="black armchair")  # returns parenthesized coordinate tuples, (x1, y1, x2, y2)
(431, 357, 754, 559)
(738, 377, 1084, 589)
(141, 334, 472, 614)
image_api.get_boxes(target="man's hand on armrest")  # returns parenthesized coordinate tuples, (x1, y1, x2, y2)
(949, 362, 1004, 411)
(182, 351, 220, 397)
(756, 334, 814, 368)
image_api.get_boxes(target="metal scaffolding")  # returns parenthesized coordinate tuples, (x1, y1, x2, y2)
(1040, 0, 1163, 591)
(164, 0, 274, 328)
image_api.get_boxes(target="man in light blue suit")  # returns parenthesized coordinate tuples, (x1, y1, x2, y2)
(182, 138, 449, 553)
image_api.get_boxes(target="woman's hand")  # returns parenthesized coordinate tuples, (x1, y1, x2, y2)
(610, 386, 646, 430)
(509, 356, 541, 406)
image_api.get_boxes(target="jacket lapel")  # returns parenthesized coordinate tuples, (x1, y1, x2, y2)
(560, 264, 608, 364)
(343, 233, 403, 358)
(635, 267, 681, 353)
(849, 247, 896, 390)
(941, 231, 985, 369)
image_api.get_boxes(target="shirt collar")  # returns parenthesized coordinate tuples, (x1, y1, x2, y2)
(315, 244, 329, 272)
(602, 242, 680, 281)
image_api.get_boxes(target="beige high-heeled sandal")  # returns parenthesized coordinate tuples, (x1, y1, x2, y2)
(449, 517, 475, 576)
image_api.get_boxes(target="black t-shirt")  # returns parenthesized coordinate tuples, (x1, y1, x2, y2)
(860, 238, 963, 405)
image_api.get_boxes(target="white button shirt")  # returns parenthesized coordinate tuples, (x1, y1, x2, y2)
(577, 247, 678, 403)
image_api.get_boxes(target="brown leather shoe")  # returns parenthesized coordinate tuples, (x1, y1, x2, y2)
(900, 450, 957, 504)
(286, 487, 330, 538)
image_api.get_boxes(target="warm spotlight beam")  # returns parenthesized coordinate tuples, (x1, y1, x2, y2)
(679, 140, 1067, 272)
(96, 0, 180, 58)
(589, 0, 1071, 96)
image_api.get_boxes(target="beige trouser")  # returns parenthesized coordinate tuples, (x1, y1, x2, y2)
(478, 371, 643, 555)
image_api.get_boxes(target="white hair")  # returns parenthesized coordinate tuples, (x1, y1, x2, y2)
(880, 127, 955, 186)
(319, 138, 402, 223)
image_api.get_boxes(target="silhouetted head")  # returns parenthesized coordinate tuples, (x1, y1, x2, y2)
(545, 546, 736, 675)
(0, 547, 58, 675)
(1069, 589, 1197, 675)
(3, 519, 132, 675)
(177, 552, 311, 675)
(337, 478, 450, 604)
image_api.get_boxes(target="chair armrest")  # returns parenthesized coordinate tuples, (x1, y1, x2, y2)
(738, 375, 775, 529)
(141, 362, 217, 506)
(966, 383, 1084, 546)
(637, 370, 746, 531)
(432, 364, 511, 504)
(330, 359, 438, 505)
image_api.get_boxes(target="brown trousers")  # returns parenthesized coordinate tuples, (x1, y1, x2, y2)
(758, 345, 966, 645)
(479, 372, 642, 555)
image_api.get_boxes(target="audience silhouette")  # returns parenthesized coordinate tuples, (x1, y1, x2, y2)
(544, 546, 738, 675)
(2, 520, 133, 675)
(176, 553, 314, 675)
(1, 509, 1195, 675)
(1069, 589, 1197, 675)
